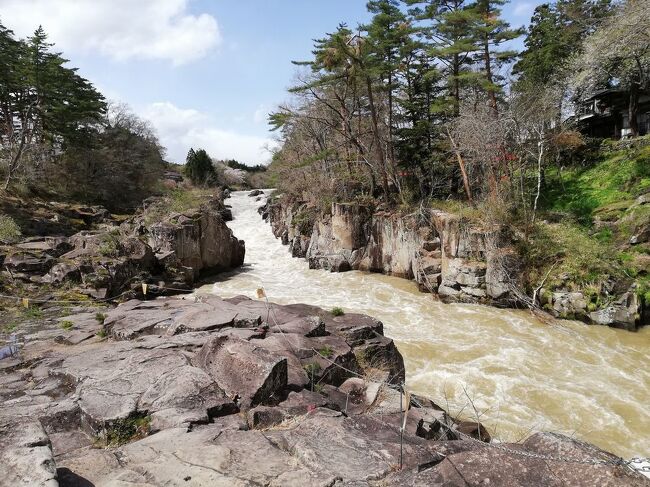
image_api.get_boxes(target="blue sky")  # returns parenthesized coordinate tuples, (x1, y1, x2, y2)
(0, 0, 543, 165)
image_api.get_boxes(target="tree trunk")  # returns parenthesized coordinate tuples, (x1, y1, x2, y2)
(629, 81, 639, 137)
(447, 130, 473, 203)
(453, 53, 460, 117)
(532, 140, 544, 224)
(481, 3, 498, 116)
(366, 76, 391, 199)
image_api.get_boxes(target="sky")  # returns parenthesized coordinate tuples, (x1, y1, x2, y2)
(0, 0, 544, 166)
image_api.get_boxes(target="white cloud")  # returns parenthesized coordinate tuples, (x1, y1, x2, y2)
(0, 0, 220, 65)
(143, 102, 276, 165)
(253, 105, 270, 125)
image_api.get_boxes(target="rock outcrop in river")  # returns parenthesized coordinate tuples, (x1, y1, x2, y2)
(262, 196, 647, 331)
(1, 295, 647, 486)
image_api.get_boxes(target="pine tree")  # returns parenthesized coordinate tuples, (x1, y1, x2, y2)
(364, 0, 411, 182)
(406, 0, 476, 117)
(467, 0, 523, 114)
(185, 148, 217, 186)
(513, 0, 612, 86)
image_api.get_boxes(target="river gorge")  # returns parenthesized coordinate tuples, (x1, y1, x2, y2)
(201, 190, 650, 459)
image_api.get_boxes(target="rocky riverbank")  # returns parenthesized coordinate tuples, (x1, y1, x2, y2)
(0, 191, 244, 302)
(261, 195, 648, 331)
(1, 294, 647, 486)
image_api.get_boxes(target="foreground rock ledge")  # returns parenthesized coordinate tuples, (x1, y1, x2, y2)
(0, 296, 647, 486)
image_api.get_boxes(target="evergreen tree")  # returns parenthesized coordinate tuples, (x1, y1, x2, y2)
(467, 0, 523, 114)
(364, 0, 411, 181)
(514, 0, 612, 86)
(185, 148, 217, 186)
(406, 0, 476, 116)
(0, 23, 105, 188)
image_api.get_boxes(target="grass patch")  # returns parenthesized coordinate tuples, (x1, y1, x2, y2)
(521, 221, 623, 290)
(22, 306, 43, 319)
(96, 329, 107, 338)
(59, 320, 74, 330)
(331, 307, 345, 317)
(303, 362, 321, 377)
(430, 199, 484, 222)
(1, 322, 18, 333)
(95, 312, 107, 324)
(543, 137, 650, 224)
(143, 187, 216, 226)
(317, 346, 334, 358)
(100, 415, 151, 447)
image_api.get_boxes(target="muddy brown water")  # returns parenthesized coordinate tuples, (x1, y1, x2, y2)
(198, 190, 650, 459)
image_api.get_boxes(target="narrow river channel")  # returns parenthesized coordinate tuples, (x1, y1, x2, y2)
(198, 190, 650, 459)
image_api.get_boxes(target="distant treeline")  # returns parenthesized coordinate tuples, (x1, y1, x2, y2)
(0, 20, 166, 210)
(224, 159, 267, 173)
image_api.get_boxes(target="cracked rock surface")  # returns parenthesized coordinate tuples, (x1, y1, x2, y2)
(0, 295, 647, 486)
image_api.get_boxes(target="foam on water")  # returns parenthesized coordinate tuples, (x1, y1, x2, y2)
(198, 190, 650, 458)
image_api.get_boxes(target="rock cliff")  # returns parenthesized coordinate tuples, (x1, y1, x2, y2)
(0, 194, 244, 300)
(1, 295, 646, 486)
(263, 196, 647, 330)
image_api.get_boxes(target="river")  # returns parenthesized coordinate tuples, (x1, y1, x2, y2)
(198, 190, 650, 459)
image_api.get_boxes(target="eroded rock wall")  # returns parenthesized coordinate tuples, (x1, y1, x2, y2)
(264, 199, 520, 306)
(263, 197, 646, 330)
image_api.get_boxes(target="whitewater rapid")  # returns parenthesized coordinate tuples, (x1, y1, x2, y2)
(197, 190, 650, 458)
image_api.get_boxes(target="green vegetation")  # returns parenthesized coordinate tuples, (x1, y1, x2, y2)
(317, 346, 334, 358)
(22, 306, 43, 319)
(0, 23, 165, 210)
(331, 307, 345, 317)
(293, 209, 316, 235)
(0, 214, 21, 243)
(95, 312, 107, 324)
(303, 362, 321, 377)
(60, 320, 74, 330)
(100, 415, 151, 447)
(98, 232, 121, 257)
(143, 186, 216, 225)
(185, 149, 217, 186)
(1, 322, 17, 333)
(96, 329, 107, 339)
(544, 138, 650, 223)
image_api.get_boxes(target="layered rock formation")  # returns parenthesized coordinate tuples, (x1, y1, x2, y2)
(263, 197, 647, 330)
(265, 200, 520, 306)
(1, 296, 646, 486)
(0, 195, 244, 300)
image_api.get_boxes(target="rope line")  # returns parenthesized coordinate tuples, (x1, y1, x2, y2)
(261, 288, 650, 475)
(409, 395, 650, 473)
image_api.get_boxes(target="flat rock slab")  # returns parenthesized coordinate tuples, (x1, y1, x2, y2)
(1, 295, 646, 487)
(105, 297, 262, 339)
(0, 417, 58, 487)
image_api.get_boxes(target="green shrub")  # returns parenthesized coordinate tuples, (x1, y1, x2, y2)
(317, 346, 334, 358)
(102, 415, 151, 447)
(303, 362, 321, 377)
(98, 232, 121, 257)
(331, 307, 345, 317)
(95, 312, 107, 324)
(60, 320, 74, 330)
(293, 209, 315, 235)
(23, 306, 43, 319)
(0, 214, 21, 243)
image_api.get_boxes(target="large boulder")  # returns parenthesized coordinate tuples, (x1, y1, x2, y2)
(148, 203, 244, 279)
(193, 335, 288, 409)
